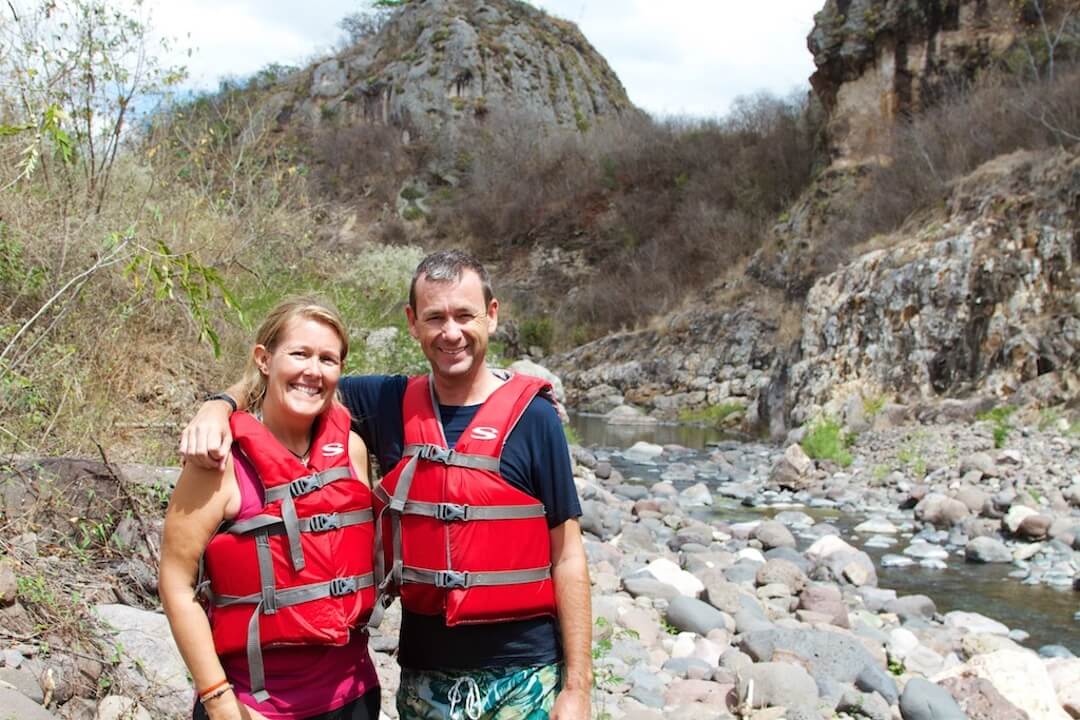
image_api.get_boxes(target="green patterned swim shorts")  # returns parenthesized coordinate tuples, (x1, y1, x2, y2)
(397, 664, 561, 720)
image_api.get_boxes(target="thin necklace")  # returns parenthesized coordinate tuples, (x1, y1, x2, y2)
(256, 411, 312, 465)
(289, 441, 312, 466)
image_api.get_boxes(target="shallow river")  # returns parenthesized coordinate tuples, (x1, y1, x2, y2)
(569, 413, 1080, 654)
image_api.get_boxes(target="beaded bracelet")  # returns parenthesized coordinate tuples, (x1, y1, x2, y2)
(200, 683, 233, 704)
(198, 678, 231, 703)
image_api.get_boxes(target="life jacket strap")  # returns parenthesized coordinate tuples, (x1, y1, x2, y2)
(234, 571, 374, 704)
(401, 501, 546, 522)
(399, 566, 550, 590)
(225, 508, 374, 535)
(211, 572, 376, 608)
(263, 465, 354, 571)
(402, 443, 502, 471)
(371, 444, 502, 594)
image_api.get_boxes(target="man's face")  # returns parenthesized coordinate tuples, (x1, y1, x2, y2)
(406, 270, 498, 386)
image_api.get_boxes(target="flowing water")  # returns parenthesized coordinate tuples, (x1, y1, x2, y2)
(570, 413, 1080, 654)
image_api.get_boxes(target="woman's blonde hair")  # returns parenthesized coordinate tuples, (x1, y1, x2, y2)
(236, 296, 349, 413)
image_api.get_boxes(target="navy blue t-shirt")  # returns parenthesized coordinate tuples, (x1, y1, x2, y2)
(338, 374, 581, 671)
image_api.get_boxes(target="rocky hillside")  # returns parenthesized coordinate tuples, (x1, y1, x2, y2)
(548, 3, 1080, 435)
(788, 146, 1079, 424)
(248, 0, 633, 141)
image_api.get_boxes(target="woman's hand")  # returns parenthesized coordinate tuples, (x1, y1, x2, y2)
(202, 693, 271, 720)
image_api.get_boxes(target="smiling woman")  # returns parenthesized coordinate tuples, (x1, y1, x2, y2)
(159, 296, 382, 720)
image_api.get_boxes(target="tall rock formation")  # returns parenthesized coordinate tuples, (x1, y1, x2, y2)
(808, 0, 1071, 163)
(253, 0, 633, 140)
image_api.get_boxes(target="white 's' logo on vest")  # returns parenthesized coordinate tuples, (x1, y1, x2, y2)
(321, 442, 345, 457)
(470, 426, 499, 441)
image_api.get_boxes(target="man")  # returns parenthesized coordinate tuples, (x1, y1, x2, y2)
(181, 250, 592, 720)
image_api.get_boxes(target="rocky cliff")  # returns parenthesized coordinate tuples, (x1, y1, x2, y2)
(788, 147, 1080, 423)
(248, 0, 633, 140)
(808, 0, 1068, 163)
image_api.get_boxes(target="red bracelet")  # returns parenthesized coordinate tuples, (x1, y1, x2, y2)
(197, 678, 229, 698)
(201, 684, 233, 704)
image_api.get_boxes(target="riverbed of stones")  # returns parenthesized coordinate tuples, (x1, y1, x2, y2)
(573, 415, 1080, 719)
(0, 415, 1078, 718)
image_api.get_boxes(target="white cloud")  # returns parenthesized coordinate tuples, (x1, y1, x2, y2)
(147, 0, 823, 117)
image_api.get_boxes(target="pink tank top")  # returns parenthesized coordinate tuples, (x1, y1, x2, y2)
(213, 452, 378, 720)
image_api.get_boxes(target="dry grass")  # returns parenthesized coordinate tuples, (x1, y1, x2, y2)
(833, 64, 1080, 254)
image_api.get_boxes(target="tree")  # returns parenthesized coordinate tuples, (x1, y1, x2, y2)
(0, 0, 187, 211)
(1013, 0, 1078, 82)
(337, 0, 411, 46)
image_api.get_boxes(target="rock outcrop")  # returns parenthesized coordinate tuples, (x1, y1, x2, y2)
(808, 0, 1042, 163)
(246, 0, 633, 141)
(788, 147, 1080, 423)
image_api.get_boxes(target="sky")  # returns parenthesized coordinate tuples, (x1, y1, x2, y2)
(147, 0, 824, 119)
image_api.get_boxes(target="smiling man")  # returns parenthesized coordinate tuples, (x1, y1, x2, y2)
(181, 250, 592, 720)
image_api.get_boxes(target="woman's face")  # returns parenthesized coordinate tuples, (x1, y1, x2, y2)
(254, 316, 344, 420)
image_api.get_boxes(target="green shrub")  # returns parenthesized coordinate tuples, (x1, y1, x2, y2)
(399, 185, 424, 201)
(519, 316, 554, 353)
(679, 402, 744, 427)
(977, 406, 1016, 449)
(401, 205, 426, 221)
(863, 394, 887, 417)
(801, 416, 853, 467)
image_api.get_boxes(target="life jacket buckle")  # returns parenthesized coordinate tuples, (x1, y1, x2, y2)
(435, 503, 468, 522)
(308, 513, 340, 532)
(434, 570, 468, 589)
(289, 475, 318, 497)
(329, 577, 358, 596)
(419, 446, 452, 464)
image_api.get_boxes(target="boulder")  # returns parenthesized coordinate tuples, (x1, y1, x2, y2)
(769, 443, 815, 489)
(798, 583, 849, 628)
(739, 627, 890, 688)
(753, 521, 797, 550)
(736, 661, 819, 710)
(95, 696, 153, 720)
(666, 596, 730, 636)
(884, 595, 937, 623)
(0, 557, 16, 606)
(899, 678, 967, 720)
(915, 493, 970, 528)
(642, 558, 704, 597)
(0, 687, 59, 719)
(943, 611, 1009, 637)
(623, 576, 681, 603)
(755, 559, 807, 593)
(938, 676, 1029, 720)
(1003, 505, 1039, 534)
(965, 536, 1013, 563)
(1016, 513, 1052, 540)
(933, 649, 1071, 720)
(93, 604, 190, 718)
(678, 482, 713, 507)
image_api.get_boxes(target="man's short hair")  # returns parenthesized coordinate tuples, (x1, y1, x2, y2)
(409, 249, 494, 311)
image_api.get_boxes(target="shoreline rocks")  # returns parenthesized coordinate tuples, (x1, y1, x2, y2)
(575, 413, 1079, 718)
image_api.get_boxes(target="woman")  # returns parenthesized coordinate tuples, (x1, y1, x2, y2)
(160, 298, 380, 720)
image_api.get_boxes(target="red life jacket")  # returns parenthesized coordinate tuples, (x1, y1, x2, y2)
(202, 403, 375, 702)
(372, 373, 557, 626)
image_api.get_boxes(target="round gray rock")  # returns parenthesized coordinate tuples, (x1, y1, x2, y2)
(666, 595, 730, 636)
(965, 536, 1013, 563)
(899, 677, 967, 720)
